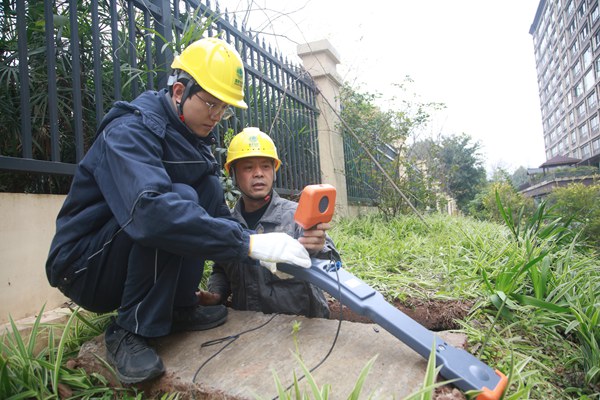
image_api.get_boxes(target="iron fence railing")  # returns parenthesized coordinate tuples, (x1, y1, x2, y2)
(0, 0, 321, 195)
(343, 134, 398, 204)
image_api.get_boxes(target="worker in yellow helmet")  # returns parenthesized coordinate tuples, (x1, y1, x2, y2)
(46, 39, 311, 384)
(198, 127, 340, 318)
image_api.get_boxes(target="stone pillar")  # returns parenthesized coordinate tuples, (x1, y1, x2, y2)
(297, 39, 348, 217)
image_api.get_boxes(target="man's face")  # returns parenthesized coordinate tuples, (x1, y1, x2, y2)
(172, 83, 231, 137)
(234, 157, 275, 200)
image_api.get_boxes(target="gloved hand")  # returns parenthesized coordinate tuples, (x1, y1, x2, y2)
(259, 260, 294, 279)
(249, 232, 311, 269)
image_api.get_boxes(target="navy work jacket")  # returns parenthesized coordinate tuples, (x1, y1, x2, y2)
(46, 90, 251, 286)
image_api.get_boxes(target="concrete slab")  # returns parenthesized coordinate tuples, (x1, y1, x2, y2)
(79, 309, 467, 399)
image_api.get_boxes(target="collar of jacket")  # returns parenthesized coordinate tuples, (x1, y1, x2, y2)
(232, 191, 285, 229)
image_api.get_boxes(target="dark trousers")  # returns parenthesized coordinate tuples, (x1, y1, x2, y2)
(62, 177, 225, 337)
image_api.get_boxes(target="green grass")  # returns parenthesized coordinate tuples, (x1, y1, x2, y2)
(329, 208, 600, 399)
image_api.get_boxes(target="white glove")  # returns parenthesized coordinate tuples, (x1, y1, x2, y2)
(249, 233, 311, 269)
(260, 261, 294, 280)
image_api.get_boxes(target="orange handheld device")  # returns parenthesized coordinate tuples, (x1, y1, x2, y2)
(294, 184, 336, 229)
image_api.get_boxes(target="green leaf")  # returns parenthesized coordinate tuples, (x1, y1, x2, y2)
(510, 294, 570, 314)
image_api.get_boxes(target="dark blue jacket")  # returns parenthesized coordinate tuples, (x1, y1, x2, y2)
(46, 90, 251, 286)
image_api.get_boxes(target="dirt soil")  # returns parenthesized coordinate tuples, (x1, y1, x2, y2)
(327, 296, 474, 331)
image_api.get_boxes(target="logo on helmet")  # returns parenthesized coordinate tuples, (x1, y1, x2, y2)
(235, 67, 244, 87)
(248, 135, 260, 149)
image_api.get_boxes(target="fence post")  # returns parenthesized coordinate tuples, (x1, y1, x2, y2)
(297, 40, 348, 217)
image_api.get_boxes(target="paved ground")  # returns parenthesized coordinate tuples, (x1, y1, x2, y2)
(76, 309, 467, 399)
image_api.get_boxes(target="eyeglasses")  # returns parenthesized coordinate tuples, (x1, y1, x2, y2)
(195, 93, 235, 120)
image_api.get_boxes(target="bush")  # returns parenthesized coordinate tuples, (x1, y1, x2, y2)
(546, 182, 600, 251)
(468, 181, 535, 223)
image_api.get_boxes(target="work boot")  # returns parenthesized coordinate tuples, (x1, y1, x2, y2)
(104, 322, 165, 384)
(171, 304, 228, 333)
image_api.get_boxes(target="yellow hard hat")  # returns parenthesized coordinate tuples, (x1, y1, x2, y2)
(171, 37, 247, 108)
(225, 127, 282, 173)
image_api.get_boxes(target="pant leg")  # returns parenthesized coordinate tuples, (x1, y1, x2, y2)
(172, 176, 229, 308)
(64, 179, 227, 337)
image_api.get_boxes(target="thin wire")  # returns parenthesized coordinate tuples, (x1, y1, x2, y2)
(192, 312, 279, 386)
(189, 259, 344, 400)
(273, 258, 344, 399)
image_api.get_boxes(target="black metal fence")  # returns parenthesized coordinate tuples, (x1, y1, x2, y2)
(0, 0, 321, 195)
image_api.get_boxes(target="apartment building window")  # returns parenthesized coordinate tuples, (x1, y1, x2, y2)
(587, 91, 597, 109)
(568, 21, 577, 38)
(574, 80, 584, 98)
(572, 60, 582, 78)
(577, 102, 587, 118)
(569, 110, 576, 125)
(591, 114, 600, 133)
(559, 12, 564, 30)
(581, 143, 591, 158)
(566, 0, 574, 16)
(579, 123, 590, 140)
(571, 39, 580, 58)
(571, 130, 577, 144)
(592, 138, 600, 154)
(593, 4, 600, 23)
(578, 3, 587, 20)
(583, 46, 593, 68)
(584, 69, 595, 91)
(594, 29, 600, 49)
(580, 23, 589, 42)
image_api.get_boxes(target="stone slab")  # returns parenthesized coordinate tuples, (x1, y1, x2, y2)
(84, 309, 467, 399)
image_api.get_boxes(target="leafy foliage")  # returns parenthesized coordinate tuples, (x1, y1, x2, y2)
(410, 133, 488, 214)
(468, 180, 536, 223)
(434, 134, 487, 211)
(546, 182, 600, 251)
(339, 81, 444, 218)
(0, 0, 215, 194)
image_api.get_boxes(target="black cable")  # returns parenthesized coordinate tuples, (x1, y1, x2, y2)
(273, 258, 344, 399)
(192, 312, 279, 386)
(190, 259, 344, 400)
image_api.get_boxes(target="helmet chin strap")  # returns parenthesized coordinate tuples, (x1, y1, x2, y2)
(176, 80, 196, 123)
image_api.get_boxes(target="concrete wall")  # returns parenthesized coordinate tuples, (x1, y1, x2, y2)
(0, 193, 67, 325)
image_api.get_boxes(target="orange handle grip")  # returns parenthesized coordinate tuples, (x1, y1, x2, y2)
(294, 184, 336, 229)
(476, 369, 508, 400)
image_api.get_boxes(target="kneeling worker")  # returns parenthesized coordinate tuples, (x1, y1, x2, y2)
(45, 40, 311, 384)
(199, 127, 340, 318)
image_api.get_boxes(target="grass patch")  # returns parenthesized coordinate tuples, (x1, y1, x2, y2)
(329, 209, 599, 399)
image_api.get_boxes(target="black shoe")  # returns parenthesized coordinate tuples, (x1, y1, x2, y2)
(171, 304, 228, 333)
(104, 322, 165, 384)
